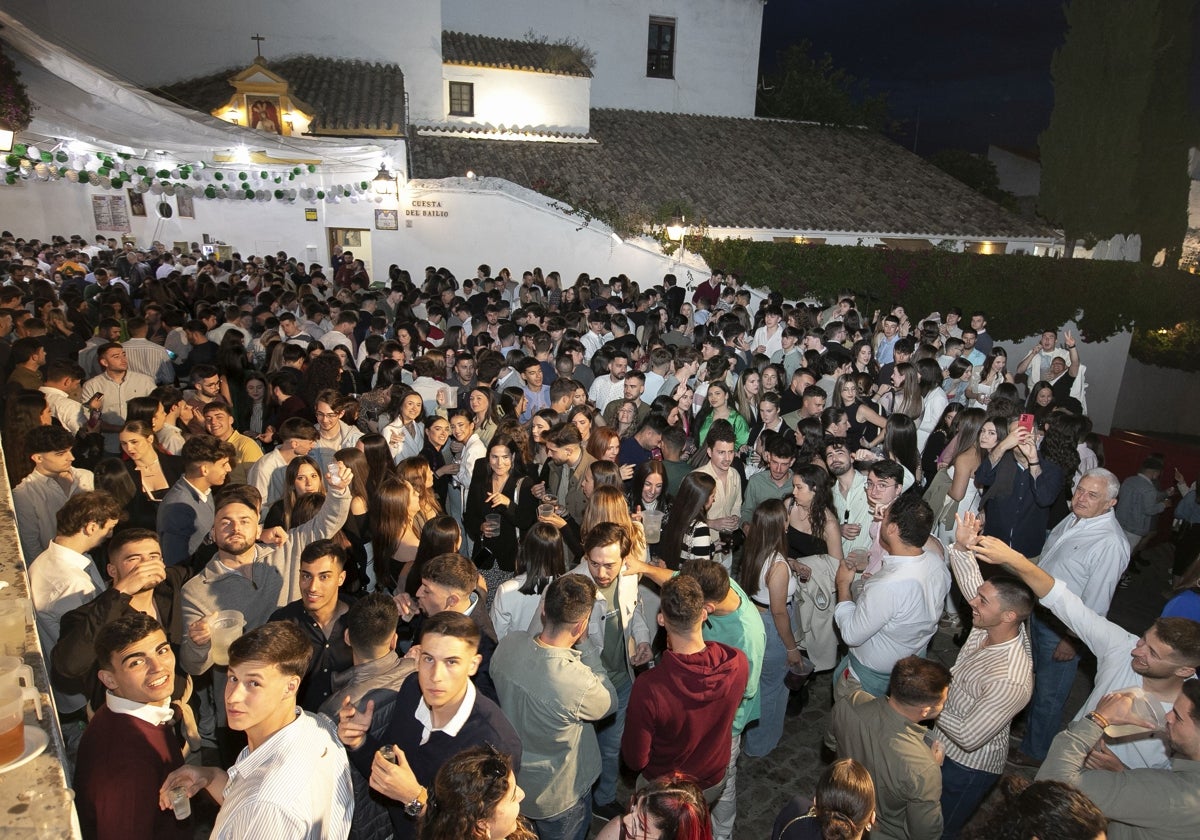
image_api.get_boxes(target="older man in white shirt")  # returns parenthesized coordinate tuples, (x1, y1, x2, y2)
(1013, 467, 1130, 766)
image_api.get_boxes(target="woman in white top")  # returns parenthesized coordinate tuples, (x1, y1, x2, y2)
(966, 348, 1014, 410)
(490, 522, 567, 640)
(915, 358, 949, 453)
(380, 387, 425, 462)
(738, 498, 799, 758)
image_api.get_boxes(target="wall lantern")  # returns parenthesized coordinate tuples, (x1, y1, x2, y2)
(372, 165, 398, 196)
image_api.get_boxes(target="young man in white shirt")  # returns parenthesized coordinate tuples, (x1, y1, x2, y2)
(13, 424, 96, 564)
(162, 622, 354, 839)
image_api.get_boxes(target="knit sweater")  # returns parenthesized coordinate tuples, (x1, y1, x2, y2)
(74, 706, 191, 840)
(353, 677, 523, 840)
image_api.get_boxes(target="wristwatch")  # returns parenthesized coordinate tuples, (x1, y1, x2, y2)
(404, 789, 426, 818)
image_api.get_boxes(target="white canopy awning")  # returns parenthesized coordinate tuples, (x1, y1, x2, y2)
(0, 9, 403, 173)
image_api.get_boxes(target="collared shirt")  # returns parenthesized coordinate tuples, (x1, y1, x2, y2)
(831, 469, 872, 555)
(81, 370, 157, 452)
(224, 430, 263, 485)
(40, 385, 88, 435)
(214, 710, 353, 840)
(120, 336, 175, 384)
(30, 540, 105, 713)
(1040, 578, 1171, 770)
(935, 548, 1032, 773)
(414, 680, 477, 745)
(13, 467, 95, 563)
(106, 692, 175, 726)
(696, 463, 743, 522)
(269, 599, 353, 712)
(1039, 509, 1129, 616)
(834, 548, 950, 674)
(492, 632, 616, 819)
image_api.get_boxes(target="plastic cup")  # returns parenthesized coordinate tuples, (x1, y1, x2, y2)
(642, 510, 664, 544)
(847, 548, 870, 572)
(208, 610, 245, 667)
(0, 655, 41, 721)
(168, 786, 192, 820)
(484, 514, 502, 537)
(0, 683, 24, 765)
(1104, 688, 1168, 737)
(537, 503, 555, 519)
(0, 599, 32, 655)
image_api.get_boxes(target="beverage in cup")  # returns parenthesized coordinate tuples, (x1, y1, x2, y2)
(207, 610, 245, 667)
(0, 683, 25, 765)
(168, 786, 192, 820)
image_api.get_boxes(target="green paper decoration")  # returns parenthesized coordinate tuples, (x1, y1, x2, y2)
(214, 172, 223, 180)
(360, 181, 368, 190)
(316, 190, 325, 199)
(204, 186, 216, 198)
(5, 154, 18, 167)
(12, 144, 26, 156)
(136, 166, 147, 175)
(292, 167, 301, 175)
(40, 152, 51, 163)
(4, 174, 15, 185)
(274, 189, 284, 199)
(307, 164, 316, 173)
(238, 172, 247, 181)
(55, 152, 67, 163)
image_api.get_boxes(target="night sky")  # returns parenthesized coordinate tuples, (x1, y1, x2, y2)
(759, 0, 1070, 157)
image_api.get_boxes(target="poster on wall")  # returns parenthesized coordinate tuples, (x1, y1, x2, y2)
(91, 195, 131, 233)
(127, 189, 147, 217)
(374, 209, 398, 230)
(176, 191, 195, 219)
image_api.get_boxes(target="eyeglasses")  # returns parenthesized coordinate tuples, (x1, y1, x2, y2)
(866, 482, 896, 491)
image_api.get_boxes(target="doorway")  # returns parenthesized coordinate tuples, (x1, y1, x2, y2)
(326, 227, 373, 278)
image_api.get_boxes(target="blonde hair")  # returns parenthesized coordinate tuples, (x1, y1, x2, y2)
(583, 485, 647, 561)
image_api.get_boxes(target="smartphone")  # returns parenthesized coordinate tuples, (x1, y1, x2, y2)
(1018, 413, 1035, 433)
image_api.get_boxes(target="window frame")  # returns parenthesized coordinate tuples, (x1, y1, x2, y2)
(448, 81, 475, 117)
(646, 16, 676, 80)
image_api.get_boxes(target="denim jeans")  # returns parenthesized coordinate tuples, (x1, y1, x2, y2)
(533, 793, 592, 840)
(710, 733, 741, 840)
(1020, 614, 1080, 760)
(744, 610, 788, 758)
(939, 756, 999, 840)
(594, 677, 633, 806)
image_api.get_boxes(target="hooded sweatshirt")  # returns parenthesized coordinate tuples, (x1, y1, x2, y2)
(622, 640, 749, 788)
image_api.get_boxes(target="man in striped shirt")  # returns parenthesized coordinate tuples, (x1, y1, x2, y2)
(935, 513, 1034, 840)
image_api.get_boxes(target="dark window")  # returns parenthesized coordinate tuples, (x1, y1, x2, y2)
(647, 17, 675, 79)
(449, 81, 474, 117)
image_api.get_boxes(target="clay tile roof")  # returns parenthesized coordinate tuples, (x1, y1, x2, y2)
(154, 56, 406, 135)
(411, 109, 1055, 238)
(442, 30, 593, 78)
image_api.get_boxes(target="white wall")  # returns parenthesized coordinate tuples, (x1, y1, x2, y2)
(443, 0, 764, 117)
(0, 174, 703, 287)
(0, 0, 447, 123)
(1112, 358, 1200, 436)
(440, 66, 590, 134)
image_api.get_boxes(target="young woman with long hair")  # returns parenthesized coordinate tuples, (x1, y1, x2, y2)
(381, 386, 426, 462)
(629, 460, 671, 516)
(371, 475, 422, 593)
(464, 439, 535, 595)
(697, 380, 750, 450)
(333, 447, 372, 591)
(735, 368, 762, 425)
(831, 374, 886, 450)
(879, 362, 922, 420)
(264, 456, 324, 530)
(397, 456, 443, 527)
(658, 472, 718, 571)
(467, 386, 502, 446)
(787, 464, 842, 565)
(772, 758, 877, 840)
(356, 432, 398, 500)
(404, 515, 462, 598)
(489, 523, 567, 641)
(419, 746, 535, 840)
(5, 390, 52, 485)
(595, 774, 712, 840)
(967, 349, 1014, 410)
(587, 426, 634, 481)
(738, 498, 799, 758)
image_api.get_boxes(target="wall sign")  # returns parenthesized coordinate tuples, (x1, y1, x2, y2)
(375, 209, 398, 230)
(406, 198, 448, 219)
(305, 208, 318, 222)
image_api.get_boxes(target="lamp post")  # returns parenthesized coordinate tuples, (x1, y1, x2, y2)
(372, 164, 398, 197)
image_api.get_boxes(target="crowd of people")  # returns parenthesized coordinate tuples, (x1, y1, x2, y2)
(3, 229, 1200, 840)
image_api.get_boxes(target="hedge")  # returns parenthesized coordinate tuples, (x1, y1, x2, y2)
(690, 239, 1200, 367)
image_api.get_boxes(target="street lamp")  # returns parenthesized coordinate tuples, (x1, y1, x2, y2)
(372, 164, 397, 196)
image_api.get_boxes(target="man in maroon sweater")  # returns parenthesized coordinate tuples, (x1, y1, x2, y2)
(621, 575, 749, 801)
(74, 612, 191, 840)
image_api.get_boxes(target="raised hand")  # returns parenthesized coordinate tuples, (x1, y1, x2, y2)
(337, 696, 375, 750)
(953, 512, 983, 549)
